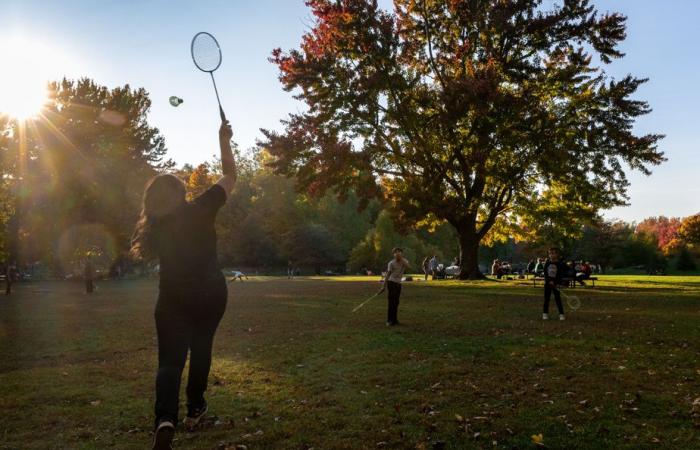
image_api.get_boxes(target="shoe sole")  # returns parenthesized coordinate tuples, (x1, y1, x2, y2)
(152, 426, 174, 450)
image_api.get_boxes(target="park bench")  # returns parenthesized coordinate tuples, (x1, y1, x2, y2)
(532, 276, 597, 287)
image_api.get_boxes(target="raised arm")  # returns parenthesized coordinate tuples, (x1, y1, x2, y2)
(217, 119, 237, 195)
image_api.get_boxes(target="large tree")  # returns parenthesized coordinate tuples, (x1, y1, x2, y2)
(0, 78, 171, 269)
(262, 0, 664, 278)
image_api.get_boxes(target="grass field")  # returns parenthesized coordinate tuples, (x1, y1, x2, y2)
(1, 275, 699, 449)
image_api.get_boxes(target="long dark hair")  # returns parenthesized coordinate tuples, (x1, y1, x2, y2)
(130, 174, 186, 260)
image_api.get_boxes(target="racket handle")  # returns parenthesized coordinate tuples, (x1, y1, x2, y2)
(219, 105, 226, 121)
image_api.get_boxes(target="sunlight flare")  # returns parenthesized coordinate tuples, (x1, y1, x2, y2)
(0, 36, 62, 120)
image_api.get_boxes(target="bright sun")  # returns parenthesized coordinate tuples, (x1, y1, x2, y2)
(0, 36, 63, 120)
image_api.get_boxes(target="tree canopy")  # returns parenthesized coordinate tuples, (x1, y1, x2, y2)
(0, 78, 171, 272)
(262, 0, 664, 278)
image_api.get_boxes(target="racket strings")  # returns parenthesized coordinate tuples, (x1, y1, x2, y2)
(192, 34, 222, 72)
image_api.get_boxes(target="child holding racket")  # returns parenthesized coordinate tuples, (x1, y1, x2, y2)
(543, 247, 565, 321)
(378, 247, 410, 326)
(131, 119, 236, 450)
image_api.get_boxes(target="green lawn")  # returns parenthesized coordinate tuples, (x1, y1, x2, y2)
(1, 275, 699, 449)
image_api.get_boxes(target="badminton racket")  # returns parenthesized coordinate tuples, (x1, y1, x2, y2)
(191, 31, 226, 121)
(555, 286, 582, 311)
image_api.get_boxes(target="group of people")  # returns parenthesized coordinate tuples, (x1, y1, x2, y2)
(420, 255, 461, 280)
(490, 259, 512, 278)
(4, 260, 96, 295)
(421, 255, 440, 280)
(125, 118, 421, 449)
(3, 118, 588, 450)
(527, 258, 597, 285)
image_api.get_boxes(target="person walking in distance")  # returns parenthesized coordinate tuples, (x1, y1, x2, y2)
(422, 256, 430, 281)
(84, 259, 95, 294)
(5, 262, 16, 296)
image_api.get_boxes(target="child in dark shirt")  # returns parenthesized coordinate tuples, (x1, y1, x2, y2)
(543, 248, 565, 321)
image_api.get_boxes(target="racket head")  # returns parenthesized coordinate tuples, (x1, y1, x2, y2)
(191, 32, 222, 73)
(565, 293, 581, 311)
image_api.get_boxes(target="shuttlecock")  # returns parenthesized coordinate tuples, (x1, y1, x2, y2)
(169, 96, 184, 107)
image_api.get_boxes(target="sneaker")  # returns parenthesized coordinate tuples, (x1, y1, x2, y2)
(152, 420, 175, 450)
(183, 401, 208, 429)
(542, 314, 549, 320)
(559, 314, 565, 321)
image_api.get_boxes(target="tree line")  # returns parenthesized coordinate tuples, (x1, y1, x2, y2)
(0, 78, 696, 278)
(3, 1, 700, 277)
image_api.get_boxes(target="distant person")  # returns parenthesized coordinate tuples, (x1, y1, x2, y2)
(5, 263, 16, 295)
(526, 259, 535, 275)
(130, 119, 236, 450)
(565, 260, 581, 285)
(287, 261, 294, 279)
(501, 261, 511, 276)
(378, 247, 410, 326)
(227, 271, 248, 282)
(429, 255, 439, 280)
(84, 259, 95, 294)
(491, 259, 500, 278)
(543, 248, 565, 321)
(533, 257, 544, 275)
(577, 261, 592, 285)
(422, 256, 430, 281)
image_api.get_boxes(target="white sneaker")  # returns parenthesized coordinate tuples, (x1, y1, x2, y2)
(559, 314, 565, 321)
(542, 314, 549, 320)
(152, 420, 174, 450)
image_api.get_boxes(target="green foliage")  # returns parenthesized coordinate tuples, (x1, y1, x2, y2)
(263, 0, 664, 278)
(576, 220, 635, 271)
(0, 176, 14, 261)
(280, 224, 343, 273)
(674, 246, 697, 271)
(0, 78, 170, 269)
(610, 232, 666, 271)
(348, 211, 429, 273)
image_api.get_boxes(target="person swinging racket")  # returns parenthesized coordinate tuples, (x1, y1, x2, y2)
(130, 119, 236, 450)
(378, 247, 410, 326)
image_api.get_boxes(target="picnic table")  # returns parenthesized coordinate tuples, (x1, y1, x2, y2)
(532, 276, 598, 287)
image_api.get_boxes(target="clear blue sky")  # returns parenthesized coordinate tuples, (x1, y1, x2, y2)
(1, 0, 698, 222)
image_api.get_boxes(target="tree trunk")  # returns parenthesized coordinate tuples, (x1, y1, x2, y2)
(457, 229, 484, 280)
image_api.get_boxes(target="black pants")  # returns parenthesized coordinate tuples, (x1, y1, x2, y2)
(85, 279, 94, 293)
(387, 281, 401, 324)
(543, 283, 564, 314)
(154, 274, 227, 426)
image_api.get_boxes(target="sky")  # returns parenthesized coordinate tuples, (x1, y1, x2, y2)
(0, 0, 698, 223)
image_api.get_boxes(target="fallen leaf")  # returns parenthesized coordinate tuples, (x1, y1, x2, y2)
(531, 433, 545, 447)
